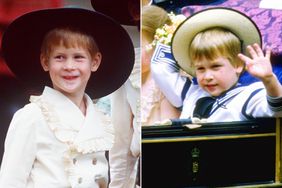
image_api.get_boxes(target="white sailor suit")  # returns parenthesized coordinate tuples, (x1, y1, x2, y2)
(151, 43, 282, 121)
(0, 87, 114, 188)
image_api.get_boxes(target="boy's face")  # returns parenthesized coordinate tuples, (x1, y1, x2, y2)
(40, 45, 101, 96)
(195, 56, 243, 97)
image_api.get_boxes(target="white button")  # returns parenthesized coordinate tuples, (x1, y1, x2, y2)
(92, 158, 97, 165)
(78, 177, 82, 184)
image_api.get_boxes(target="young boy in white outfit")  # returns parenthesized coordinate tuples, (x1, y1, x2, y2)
(0, 8, 134, 188)
(151, 8, 282, 122)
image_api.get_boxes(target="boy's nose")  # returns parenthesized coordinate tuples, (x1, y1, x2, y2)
(203, 71, 214, 80)
(63, 59, 75, 70)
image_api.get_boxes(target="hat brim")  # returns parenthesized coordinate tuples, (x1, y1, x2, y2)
(2, 8, 134, 99)
(91, 0, 138, 26)
(172, 7, 262, 76)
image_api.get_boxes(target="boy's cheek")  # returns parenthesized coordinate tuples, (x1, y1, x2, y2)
(195, 74, 203, 82)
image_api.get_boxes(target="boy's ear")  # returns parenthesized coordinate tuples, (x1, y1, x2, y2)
(235, 63, 244, 75)
(40, 54, 49, 71)
(91, 52, 102, 72)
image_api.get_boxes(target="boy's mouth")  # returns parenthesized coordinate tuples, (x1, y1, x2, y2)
(205, 84, 217, 91)
(62, 75, 79, 80)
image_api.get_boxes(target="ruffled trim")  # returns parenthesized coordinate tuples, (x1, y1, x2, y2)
(30, 95, 114, 187)
(30, 95, 114, 153)
(30, 96, 77, 187)
(73, 102, 114, 154)
(30, 95, 114, 154)
(30, 96, 77, 143)
(74, 117, 114, 154)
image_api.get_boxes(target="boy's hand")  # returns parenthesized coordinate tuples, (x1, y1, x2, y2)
(238, 43, 282, 97)
(238, 43, 273, 83)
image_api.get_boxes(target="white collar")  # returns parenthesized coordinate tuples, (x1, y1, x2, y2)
(30, 86, 114, 153)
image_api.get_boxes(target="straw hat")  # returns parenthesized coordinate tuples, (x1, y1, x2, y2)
(172, 7, 262, 76)
(1, 8, 134, 99)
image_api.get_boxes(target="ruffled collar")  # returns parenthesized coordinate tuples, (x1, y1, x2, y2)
(30, 86, 114, 154)
(30, 87, 113, 187)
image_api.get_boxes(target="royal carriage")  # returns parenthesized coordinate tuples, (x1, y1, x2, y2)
(142, 0, 282, 187)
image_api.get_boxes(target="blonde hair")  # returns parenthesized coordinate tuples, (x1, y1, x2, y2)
(142, 5, 170, 39)
(41, 27, 99, 60)
(190, 27, 243, 67)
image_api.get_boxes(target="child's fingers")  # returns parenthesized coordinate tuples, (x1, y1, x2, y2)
(253, 43, 264, 57)
(238, 53, 251, 64)
(265, 46, 272, 59)
(246, 45, 258, 59)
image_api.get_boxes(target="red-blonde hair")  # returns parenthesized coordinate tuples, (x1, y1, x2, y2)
(40, 27, 99, 60)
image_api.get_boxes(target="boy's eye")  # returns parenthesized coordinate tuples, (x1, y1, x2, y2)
(196, 67, 204, 71)
(212, 64, 221, 69)
(75, 55, 85, 59)
(54, 55, 64, 60)
(74, 55, 87, 61)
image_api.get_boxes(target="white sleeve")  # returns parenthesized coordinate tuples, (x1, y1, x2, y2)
(243, 87, 282, 118)
(0, 104, 37, 187)
(109, 84, 138, 188)
(151, 43, 190, 108)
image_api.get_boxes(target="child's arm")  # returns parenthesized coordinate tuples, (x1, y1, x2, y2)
(238, 43, 282, 97)
(109, 82, 140, 187)
(151, 43, 191, 108)
(0, 106, 36, 187)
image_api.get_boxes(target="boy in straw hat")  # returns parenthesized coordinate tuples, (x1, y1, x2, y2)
(0, 7, 134, 188)
(91, 0, 140, 187)
(151, 7, 282, 122)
